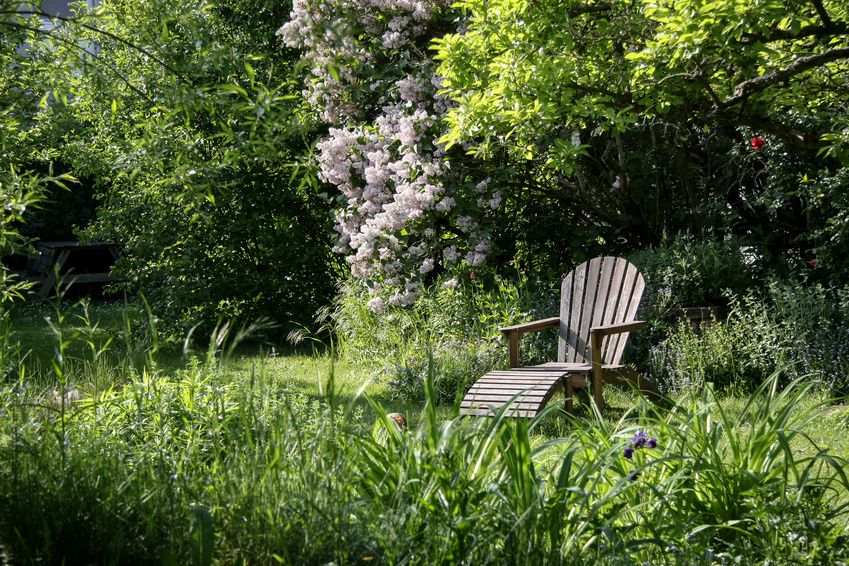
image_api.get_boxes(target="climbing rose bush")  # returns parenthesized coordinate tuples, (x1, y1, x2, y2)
(279, 0, 501, 307)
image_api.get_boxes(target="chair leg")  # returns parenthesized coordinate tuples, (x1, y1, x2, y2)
(593, 374, 604, 412)
(591, 332, 604, 412)
(565, 376, 574, 413)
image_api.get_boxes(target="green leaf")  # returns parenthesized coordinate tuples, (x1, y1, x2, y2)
(326, 63, 340, 82)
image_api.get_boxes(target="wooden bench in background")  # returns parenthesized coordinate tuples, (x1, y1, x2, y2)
(26, 241, 119, 298)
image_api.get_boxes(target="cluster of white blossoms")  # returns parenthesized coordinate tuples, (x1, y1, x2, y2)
(278, 0, 438, 122)
(280, 0, 501, 310)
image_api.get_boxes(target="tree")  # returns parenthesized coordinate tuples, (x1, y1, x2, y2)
(0, 3, 75, 305)
(435, 0, 849, 273)
(30, 0, 339, 336)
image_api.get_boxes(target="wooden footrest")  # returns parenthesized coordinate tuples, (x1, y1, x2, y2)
(460, 367, 575, 418)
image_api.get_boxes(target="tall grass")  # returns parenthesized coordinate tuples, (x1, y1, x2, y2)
(1, 303, 848, 564)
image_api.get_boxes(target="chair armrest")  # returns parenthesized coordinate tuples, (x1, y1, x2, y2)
(499, 317, 559, 368)
(590, 320, 646, 338)
(499, 317, 560, 336)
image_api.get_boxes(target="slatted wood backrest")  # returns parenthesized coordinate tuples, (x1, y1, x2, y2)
(557, 257, 645, 365)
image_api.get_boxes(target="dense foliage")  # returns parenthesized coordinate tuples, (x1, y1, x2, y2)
(0, 5, 75, 304)
(435, 0, 849, 276)
(20, 0, 339, 336)
(648, 280, 849, 395)
(334, 271, 559, 403)
(280, 0, 512, 307)
(3, 2, 849, 564)
(272, 0, 848, 306)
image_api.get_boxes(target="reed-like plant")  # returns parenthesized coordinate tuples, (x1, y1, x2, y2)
(1, 303, 848, 564)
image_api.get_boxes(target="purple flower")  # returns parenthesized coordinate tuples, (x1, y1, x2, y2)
(631, 430, 648, 448)
(623, 447, 634, 459)
(647, 437, 657, 449)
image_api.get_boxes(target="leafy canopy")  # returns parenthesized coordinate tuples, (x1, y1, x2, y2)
(435, 0, 849, 273)
(27, 0, 339, 336)
(437, 0, 849, 165)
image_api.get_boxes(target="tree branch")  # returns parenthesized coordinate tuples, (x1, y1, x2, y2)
(810, 0, 833, 28)
(46, 31, 156, 103)
(696, 68, 724, 107)
(2, 16, 156, 103)
(741, 22, 849, 43)
(713, 47, 849, 113)
(3, 9, 186, 81)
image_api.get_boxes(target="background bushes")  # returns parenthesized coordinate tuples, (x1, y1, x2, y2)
(21, 0, 340, 338)
(629, 234, 759, 314)
(333, 240, 849, 401)
(647, 281, 849, 395)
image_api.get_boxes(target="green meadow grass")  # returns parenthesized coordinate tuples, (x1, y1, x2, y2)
(1, 300, 848, 564)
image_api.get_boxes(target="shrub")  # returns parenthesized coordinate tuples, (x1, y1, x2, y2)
(29, 0, 339, 339)
(629, 233, 758, 314)
(618, 235, 757, 378)
(758, 281, 849, 394)
(647, 280, 849, 395)
(333, 272, 559, 404)
(649, 318, 742, 392)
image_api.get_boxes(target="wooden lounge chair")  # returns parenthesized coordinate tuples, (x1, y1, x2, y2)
(460, 256, 660, 417)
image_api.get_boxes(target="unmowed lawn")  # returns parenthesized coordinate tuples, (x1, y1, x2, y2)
(2, 300, 849, 564)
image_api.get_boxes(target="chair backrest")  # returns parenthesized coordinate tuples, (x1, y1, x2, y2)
(557, 256, 645, 365)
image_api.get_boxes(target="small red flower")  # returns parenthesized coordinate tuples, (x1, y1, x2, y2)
(751, 136, 767, 151)
(808, 259, 816, 267)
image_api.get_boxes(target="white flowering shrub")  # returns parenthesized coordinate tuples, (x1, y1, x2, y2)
(280, 0, 502, 308)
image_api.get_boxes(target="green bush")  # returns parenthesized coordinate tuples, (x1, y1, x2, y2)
(88, 162, 339, 340)
(26, 0, 339, 339)
(757, 281, 849, 394)
(618, 235, 756, 378)
(649, 319, 743, 392)
(648, 280, 849, 395)
(629, 233, 758, 314)
(333, 272, 559, 404)
(0, 7, 78, 305)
